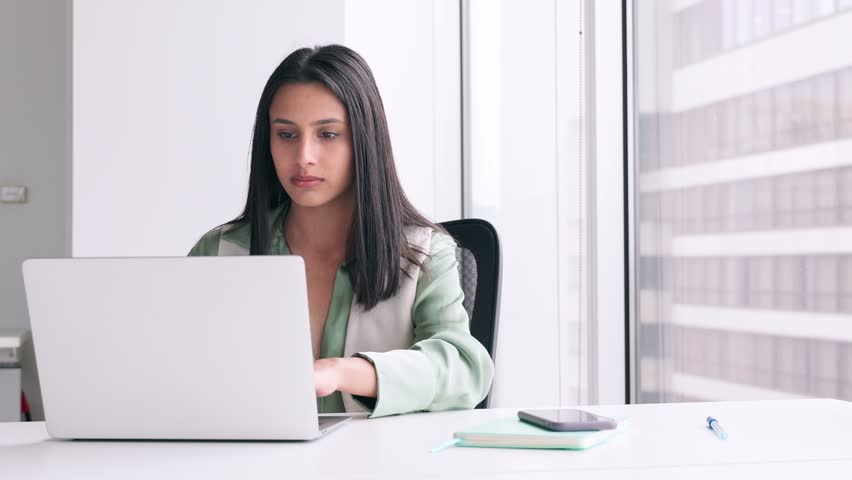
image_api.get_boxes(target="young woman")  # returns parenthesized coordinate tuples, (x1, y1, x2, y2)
(189, 45, 494, 418)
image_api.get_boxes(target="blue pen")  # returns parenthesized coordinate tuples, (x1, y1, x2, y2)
(706, 416, 728, 440)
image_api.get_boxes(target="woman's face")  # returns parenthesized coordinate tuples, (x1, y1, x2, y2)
(269, 82, 354, 209)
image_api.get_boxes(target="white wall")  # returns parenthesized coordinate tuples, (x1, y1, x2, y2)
(72, 0, 345, 257)
(73, 0, 462, 258)
(344, 0, 462, 222)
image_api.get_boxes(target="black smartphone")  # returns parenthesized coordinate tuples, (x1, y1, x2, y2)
(517, 408, 617, 431)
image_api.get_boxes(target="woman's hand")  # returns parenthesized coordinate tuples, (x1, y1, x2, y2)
(314, 358, 342, 397)
(313, 356, 378, 399)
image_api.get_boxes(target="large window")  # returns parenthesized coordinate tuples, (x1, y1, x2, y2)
(633, 1, 852, 402)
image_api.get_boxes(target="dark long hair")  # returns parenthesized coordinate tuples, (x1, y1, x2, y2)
(233, 44, 441, 310)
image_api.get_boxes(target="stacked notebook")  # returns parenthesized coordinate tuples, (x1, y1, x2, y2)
(451, 417, 626, 450)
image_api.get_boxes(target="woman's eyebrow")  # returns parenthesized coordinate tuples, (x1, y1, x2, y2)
(271, 118, 344, 126)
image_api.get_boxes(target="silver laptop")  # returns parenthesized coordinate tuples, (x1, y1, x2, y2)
(22, 256, 350, 440)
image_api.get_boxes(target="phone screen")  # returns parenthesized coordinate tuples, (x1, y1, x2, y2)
(528, 409, 607, 423)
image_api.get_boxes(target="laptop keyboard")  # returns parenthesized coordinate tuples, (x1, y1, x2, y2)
(318, 416, 342, 429)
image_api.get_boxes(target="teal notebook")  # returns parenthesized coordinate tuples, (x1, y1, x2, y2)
(450, 417, 626, 450)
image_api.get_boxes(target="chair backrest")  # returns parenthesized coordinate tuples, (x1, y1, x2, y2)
(439, 218, 501, 409)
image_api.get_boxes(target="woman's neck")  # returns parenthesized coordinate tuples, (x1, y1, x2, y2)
(284, 193, 354, 260)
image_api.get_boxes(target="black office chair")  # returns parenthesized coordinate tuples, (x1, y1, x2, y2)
(439, 218, 501, 409)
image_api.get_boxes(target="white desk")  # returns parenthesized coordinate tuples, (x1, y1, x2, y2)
(1, 399, 851, 479)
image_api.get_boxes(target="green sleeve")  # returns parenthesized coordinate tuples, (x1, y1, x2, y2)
(187, 228, 222, 256)
(356, 231, 495, 418)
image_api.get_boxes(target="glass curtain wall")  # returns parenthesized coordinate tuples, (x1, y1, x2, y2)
(633, 0, 852, 402)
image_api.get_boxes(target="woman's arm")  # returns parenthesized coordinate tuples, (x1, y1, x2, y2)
(345, 231, 495, 417)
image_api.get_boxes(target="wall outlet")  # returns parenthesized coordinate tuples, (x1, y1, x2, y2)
(0, 186, 27, 204)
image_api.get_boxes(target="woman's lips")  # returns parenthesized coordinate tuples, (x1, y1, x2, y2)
(291, 176, 324, 188)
